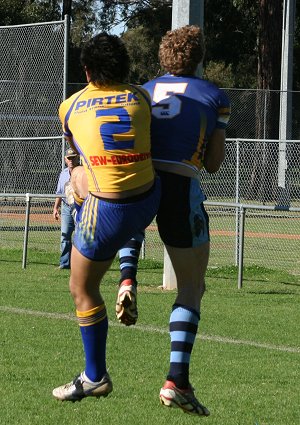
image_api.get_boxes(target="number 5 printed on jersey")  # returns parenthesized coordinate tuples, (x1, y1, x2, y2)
(96, 107, 134, 150)
(152, 83, 188, 119)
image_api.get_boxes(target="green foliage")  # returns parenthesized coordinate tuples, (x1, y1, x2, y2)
(0, 0, 61, 25)
(1, 1, 300, 90)
(233, 56, 258, 88)
(204, 0, 258, 88)
(20, 1, 61, 23)
(99, 0, 172, 33)
(70, 0, 98, 45)
(122, 27, 160, 84)
(98, 0, 259, 87)
(204, 57, 258, 89)
(203, 61, 236, 88)
(96, 2, 171, 84)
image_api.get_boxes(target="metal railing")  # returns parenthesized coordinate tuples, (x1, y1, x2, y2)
(204, 201, 300, 288)
(1, 193, 299, 287)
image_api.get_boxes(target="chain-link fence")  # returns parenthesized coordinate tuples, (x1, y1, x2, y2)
(206, 203, 300, 279)
(0, 195, 58, 252)
(1, 195, 299, 279)
(225, 88, 300, 140)
(0, 20, 65, 138)
(64, 86, 300, 138)
(0, 136, 64, 194)
(2, 137, 299, 206)
(0, 20, 67, 194)
(1, 137, 300, 276)
(200, 139, 300, 208)
(0, 21, 299, 276)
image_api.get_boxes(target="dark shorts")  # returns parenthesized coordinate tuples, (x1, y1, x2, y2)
(74, 177, 161, 261)
(156, 171, 209, 248)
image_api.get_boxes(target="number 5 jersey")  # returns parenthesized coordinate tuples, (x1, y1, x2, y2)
(142, 74, 231, 174)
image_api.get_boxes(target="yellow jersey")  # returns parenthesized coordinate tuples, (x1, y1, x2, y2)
(59, 82, 154, 192)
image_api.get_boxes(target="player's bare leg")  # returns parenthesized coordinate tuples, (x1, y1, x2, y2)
(68, 246, 114, 311)
(53, 247, 115, 401)
(70, 165, 143, 327)
(159, 243, 210, 416)
(166, 243, 209, 311)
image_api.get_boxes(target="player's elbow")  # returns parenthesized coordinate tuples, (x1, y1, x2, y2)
(203, 130, 226, 173)
(203, 151, 225, 173)
(204, 162, 222, 174)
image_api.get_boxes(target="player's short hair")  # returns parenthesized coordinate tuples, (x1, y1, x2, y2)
(159, 25, 205, 75)
(80, 33, 130, 85)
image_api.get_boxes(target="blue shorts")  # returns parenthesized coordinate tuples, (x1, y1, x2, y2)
(156, 171, 209, 248)
(74, 177, 161, 261)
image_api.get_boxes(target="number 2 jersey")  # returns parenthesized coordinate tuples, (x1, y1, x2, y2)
(59, 82, 155, 193)
(142, 73, 231, 174)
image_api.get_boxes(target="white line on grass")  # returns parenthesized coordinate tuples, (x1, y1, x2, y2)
(1, 305, 299, 354)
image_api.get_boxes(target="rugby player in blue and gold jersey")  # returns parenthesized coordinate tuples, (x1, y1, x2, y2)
(143, 25, 231, 416)
(52, 33, 160, 402)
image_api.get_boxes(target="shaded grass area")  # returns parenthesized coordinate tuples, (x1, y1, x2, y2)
(0, 249, 299, 425)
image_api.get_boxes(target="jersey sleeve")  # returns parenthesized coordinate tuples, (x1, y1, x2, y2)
(58, 100, 73, 138)
(141, 81, 154, 105)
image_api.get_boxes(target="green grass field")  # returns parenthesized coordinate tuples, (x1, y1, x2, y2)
(0, 249, 299, 425)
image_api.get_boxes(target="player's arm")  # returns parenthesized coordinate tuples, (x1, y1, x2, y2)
(53, 170, 63, 220)
(53, 197, 62, 220)
(204, 90, 230, 174)
(59, 102, 80, 155)
(203, 128, 225, 174)
(71, 166, 88, 199)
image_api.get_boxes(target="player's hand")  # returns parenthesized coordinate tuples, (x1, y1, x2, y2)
(53, 209, 60, 220)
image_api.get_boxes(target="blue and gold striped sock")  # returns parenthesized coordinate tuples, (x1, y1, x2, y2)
(77, 304, 108, 382)
(167, 304, 200, 389)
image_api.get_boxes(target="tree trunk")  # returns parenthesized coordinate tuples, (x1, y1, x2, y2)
(248, 0, 283, 202)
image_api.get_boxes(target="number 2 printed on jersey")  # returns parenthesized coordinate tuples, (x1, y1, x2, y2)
(96, 107, 134, 150)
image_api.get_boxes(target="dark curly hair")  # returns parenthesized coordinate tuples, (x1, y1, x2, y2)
(80, 33, 130, 85)
(159, 25, 205, 75)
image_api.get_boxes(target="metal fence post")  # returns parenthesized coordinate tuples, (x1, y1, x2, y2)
(238, 205, 246, 289)
(63, 14, 70, 101)
(22, 193, 31, 269)
(235, 139, 240, 265)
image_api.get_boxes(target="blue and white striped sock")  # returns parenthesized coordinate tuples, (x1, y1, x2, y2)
(118, 231, 144, 283)
(167, 304, 200, 389)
